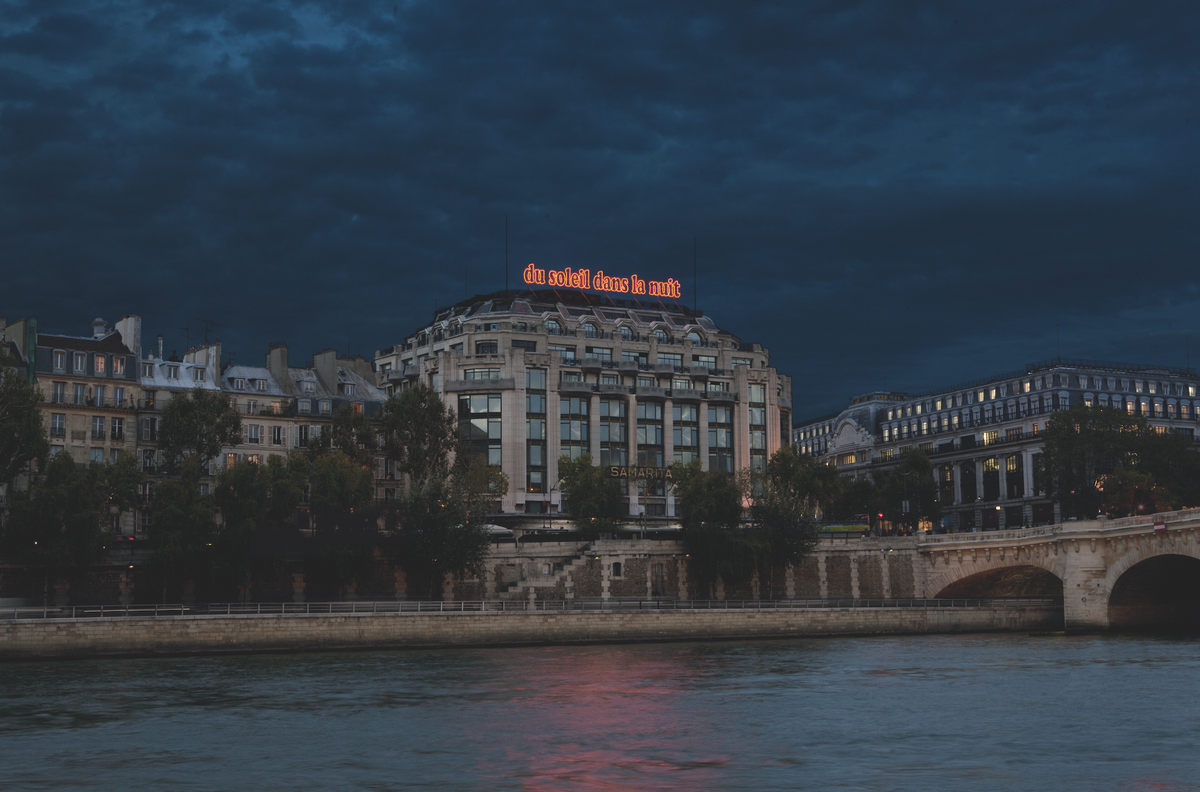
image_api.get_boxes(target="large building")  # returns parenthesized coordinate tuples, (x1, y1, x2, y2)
(794, 358, 1200, 531)
(375, 287, 793, 517)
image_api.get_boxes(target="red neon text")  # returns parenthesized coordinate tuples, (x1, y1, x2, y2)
(523, 263, 680, 299)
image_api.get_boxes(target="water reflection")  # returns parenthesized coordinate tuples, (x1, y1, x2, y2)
(1, 634, 1198, 790)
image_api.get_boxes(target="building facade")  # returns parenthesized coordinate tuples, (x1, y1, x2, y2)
(793, 359, 1200, 531)
(375, 289, 793, 517)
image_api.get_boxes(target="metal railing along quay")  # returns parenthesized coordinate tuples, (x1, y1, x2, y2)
(4, 597, 1061, 622)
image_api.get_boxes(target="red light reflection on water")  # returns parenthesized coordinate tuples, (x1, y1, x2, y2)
(469, 648, 729, 790)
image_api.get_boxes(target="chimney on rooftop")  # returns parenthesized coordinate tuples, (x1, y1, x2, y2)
(157, 335, 163, 360)
(91, 318, 107, 338)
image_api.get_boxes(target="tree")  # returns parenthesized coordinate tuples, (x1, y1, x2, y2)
(558, 453, 624, 537)
(308, 404, 378, 468)
(0, 451, 142, 596)
(157, 387, 242, 473)
(148, 461, 218, 601)
(213, 453, 309, 600)
(750, 448, 821, 597)
(379, 383, 509, 598)
(379, 383, 459, 488)
(875, 450, 939, 534)
(0, 360, 49, 488)
(673, 461, 752, 598)
(1037, 402, 1200, 517)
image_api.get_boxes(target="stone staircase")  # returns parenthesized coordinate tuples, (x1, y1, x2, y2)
(498, 543, 593, 600)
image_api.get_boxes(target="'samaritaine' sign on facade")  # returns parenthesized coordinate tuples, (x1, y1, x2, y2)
(523, 263, 682, 299)
(608, 466, 674, 480)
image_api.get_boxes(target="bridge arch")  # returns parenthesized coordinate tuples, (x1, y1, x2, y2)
(925, 547, 1065, 598)
(1106, 541, 1200, 631)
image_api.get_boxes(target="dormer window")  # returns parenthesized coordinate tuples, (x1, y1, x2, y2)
(340, 383, 356, 397)
(545, 319, 560, 334)
(166, 365, 179, 380)
(74, 352, 86, 373)
(618, 326, 633, 341)
(255, 379, 266, 392)
(302, 380, 315, 393)
(583, 324, 599, 338)
(94, 355, 106, 374)
(234, 378, 246, 390)
(142, 363, 153, 378)
(319, 400, 332, 415)
(53, 350, 66, 371)
(194, 369, 206, 382)
(653, 329, 668, 343)
(298, 399, 311, 413)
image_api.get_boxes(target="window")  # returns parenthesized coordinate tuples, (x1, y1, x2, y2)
(298, 399, 311, 413)
(560, 396, 589, 460)
(658, 352, 682, 367)
(709, 405, 734, 472)
(512, 339, 537, 352)
(459, 393, 503, 467)
(1135, 380, 1143, 393)
(673, 403, 700, 464)
(142, 363, 154, 379)
(636, 401, 663, 468)
(732, 358, 750, 367)
(303, 380, 315, 393)
(74, 352, 86, 373)
(111, 417, 124, 440)
(140, 417, 157, 442)
(618, 326, 634, 341)
(50, 413, 66, 437)
(90, 448, 104, 464)
(246, 454, 261, 465)
(226, 453, 239, 468)
(693, 355, 716, 370)
(271, 426, 284, 445)
(94, 355, 106, 374)
(320, 401, 332, 415)
(166, 365, 179, 380)
(612, 562, 623, 579)
(247, 425, 261, 444)
(476, 341, 498, 355)
(583, 324, 600, 338)
(586, 347, 612, 361)
(601, 373, 620, 385)
(982, 430, 999, 445)
(112, 356, 125, 376)
(110, 449, 120, 464)
(352, 402, 363, 414)
(194, 368, 206, 382)
(464, 368, 502, 380)
(545, 319, 561, 334)
(549, 345, 576, 361)
(339, 382, 355, 396)
(638, 376, 656, 388)
(599, 398, 628, 467)
(52, 382, 66, 404)
(233, 378, 246, 390)
(296, 426, 310, 448)
(74, 384, 86, 405)
(53, 350, 65, 371)
(672, 378, 691, 390)
(92, 416, 105, 439)
(561, 371, 582, 383)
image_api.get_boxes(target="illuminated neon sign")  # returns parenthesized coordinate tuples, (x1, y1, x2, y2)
(523, 263, 682, 299)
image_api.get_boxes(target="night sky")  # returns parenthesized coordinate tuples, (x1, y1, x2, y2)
(3, 2, 1198, 420)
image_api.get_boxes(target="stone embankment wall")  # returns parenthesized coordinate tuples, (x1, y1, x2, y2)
(1, 605, 1062, 660)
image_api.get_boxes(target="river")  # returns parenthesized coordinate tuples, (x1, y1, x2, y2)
(2, 633, 1197, 790)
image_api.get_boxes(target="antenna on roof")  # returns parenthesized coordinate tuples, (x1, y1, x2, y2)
(179, 327, 191, 350)
(195, 317, 219, 344)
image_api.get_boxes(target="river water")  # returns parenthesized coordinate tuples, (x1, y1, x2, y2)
(2, 634, 1198, 791)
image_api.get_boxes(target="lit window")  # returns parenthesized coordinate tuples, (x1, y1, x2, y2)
(113, 357, 124, 376)
(94, 355, 106, 374)
(352, 402, 363, 414)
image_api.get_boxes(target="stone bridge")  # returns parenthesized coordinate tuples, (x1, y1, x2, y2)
(918, 507, 1200, 630)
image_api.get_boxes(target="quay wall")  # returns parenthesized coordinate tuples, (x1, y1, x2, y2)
(1, 606, 1062, 660)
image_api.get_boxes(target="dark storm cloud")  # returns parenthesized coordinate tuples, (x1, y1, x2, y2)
(2, 1, 1198, 416)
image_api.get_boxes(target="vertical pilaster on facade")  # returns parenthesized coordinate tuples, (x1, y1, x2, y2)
(785, 563, 796, 599)
(626, 393, 639, 516)
(699, 399, 710, 472)
(880, 552, 892, 598)
(849, 555, 860, 600)
(953, 463, 963, 505)
(677, 556, 688, 599)
(588, 393, 601, 459)
(1023, 449, 1035, 507)
(548, 391, 561, 499)
(998, 457, 1008, 502)
(663, 397, 674, 464)
(503, 385, 523, 514)
(817, 552, 828, 598)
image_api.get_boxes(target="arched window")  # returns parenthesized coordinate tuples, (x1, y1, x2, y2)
(583, 324, 599, 339)
(686, 331, 702, 344)
(618, 325, 633, 341)
(545, 319, 560, 334)
(653, 328, 668, 343)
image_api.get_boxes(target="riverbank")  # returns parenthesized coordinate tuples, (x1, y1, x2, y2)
(1, 604, 1063, 659)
